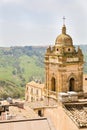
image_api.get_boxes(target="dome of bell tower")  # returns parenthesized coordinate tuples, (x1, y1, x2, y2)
(55, 24, 73, 46)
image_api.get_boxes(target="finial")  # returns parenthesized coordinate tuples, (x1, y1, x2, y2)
(62, 16, 66, 34)
(63, 16, 66, 25)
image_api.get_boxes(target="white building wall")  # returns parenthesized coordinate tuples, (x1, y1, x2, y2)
(25, 84, 44, 102)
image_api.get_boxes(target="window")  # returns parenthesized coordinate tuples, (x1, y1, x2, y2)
(31, 97, 33, 102)
(68, 48, 70, 51)
(36, 89, 38, 95)
(38, 110, 42, 117)
(31, 88, 33, 94)
(57, 48, 59, 51)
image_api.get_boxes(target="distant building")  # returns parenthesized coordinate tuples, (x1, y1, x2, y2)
(25, 81, 44, 102)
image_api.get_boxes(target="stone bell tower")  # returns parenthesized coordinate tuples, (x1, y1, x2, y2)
(45, 22, 84, 94)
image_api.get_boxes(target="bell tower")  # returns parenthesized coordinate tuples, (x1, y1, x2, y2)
(45, 22, 84, 96)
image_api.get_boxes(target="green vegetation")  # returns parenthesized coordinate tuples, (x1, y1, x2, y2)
(0, 46, 46, 98)
(0, 80, 25, 99)
(0, 45, 87, 98)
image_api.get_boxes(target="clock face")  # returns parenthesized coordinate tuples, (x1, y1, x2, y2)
(67, 57, 79, 62)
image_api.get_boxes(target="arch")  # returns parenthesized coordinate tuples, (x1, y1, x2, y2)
(51, 77, 56, 91)
(67, 73, 77, 82)
(67, 73, 77, 91)
(69, 78, 75, 91)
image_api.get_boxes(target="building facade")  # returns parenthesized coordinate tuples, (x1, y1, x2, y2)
(45, 24, 84, 94)
(25, 81, 44, 102)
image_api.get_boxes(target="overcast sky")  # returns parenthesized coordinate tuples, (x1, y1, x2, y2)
(0, 0, 87, 47)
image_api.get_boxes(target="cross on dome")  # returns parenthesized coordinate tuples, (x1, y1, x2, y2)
(63, 16, 66, 25)
(62, 16, 66, 34)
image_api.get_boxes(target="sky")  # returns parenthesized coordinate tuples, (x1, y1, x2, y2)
(0, 0, 87, 47)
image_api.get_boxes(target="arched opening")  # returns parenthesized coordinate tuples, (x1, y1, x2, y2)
(51, 77, 56, 91)
(69, 78, 75, 91)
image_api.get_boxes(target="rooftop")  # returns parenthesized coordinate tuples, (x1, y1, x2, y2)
(64, 102, 87, 128)
(26, 81, 44, 89)
(0, 117, 56, 130)
(25, 97, 57, 109)
(0, 101, 38, 121)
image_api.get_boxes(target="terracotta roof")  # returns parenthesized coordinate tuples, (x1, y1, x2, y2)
(0, 105, 38, 121)
(9, 105, 38, 119)
(64, 103, 87, 128)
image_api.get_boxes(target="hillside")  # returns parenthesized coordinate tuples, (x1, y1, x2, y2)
(0, 45, 87, 98)
(0, 46, 46, 98)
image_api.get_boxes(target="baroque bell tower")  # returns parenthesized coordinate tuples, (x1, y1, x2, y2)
(45, 21, 84, 95)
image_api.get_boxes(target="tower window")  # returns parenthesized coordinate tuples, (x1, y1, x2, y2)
(68, 48, 70, 51)
(57, 48, 59, 51)
(69, 78, 75, 91)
